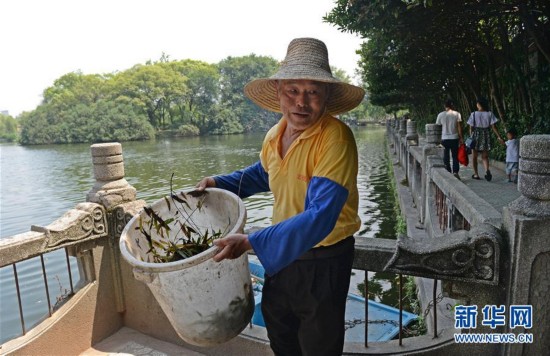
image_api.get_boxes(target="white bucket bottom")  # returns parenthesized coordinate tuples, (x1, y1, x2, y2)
(133, 254, 254, 346)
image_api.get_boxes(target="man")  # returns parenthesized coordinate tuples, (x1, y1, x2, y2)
(436, 99, 463, 179)
(196, 37, 365, 355)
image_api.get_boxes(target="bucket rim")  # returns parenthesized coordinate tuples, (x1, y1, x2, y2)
(119, 187, 246, 273)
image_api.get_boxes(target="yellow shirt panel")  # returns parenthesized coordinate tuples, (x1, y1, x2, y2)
(260, 114, 360, 246)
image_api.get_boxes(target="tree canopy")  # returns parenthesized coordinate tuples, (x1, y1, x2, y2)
(17, 54, 284, 145)
(0, 113, 18, 142)
(326, 0, 550, 156)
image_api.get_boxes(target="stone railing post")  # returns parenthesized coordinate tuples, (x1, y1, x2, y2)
(406, 120, 418, 188)
(425, 123, 442, 146)
(399, 118, 407, 137)
(392, 118, 399, 154)
(87, 143, 136, 208)
(420, 124, 445, 226)
(503, 135, 550, 355)
(86, 142, 146, 313)
(399, 118, 407, 167)
(406, 120, 419, 146)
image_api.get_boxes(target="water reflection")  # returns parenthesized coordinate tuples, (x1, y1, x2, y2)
(0, 126, 402, 340)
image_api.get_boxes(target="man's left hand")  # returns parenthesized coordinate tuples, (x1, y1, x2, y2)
(212, 234, 252, 262)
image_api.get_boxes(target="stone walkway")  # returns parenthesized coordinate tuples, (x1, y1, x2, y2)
(452, 158, 521, 212)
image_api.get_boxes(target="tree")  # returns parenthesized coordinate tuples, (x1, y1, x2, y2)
(168, 59, 220, 133)
(0, 113, 18, 141)
(326, 0, 550, 144)
(218, 55, 280, 132)
(112, 63, 188, 129)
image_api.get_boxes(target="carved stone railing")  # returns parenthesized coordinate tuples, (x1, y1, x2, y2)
(0, 143, 143, 268)
(0, 203, 107, 267)
(386, 224, 501, 285)
(0, 142, 145, 355)
(384, 120, 550, 355)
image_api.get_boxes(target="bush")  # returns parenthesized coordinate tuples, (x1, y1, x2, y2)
(178, 124, 200, 137)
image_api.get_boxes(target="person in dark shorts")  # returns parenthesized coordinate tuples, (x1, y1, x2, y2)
(467, 98, 505, 181)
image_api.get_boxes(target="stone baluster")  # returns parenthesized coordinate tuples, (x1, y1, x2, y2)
(392, 119, 399, 154)
(406, 120, 419, 146)
(425, 123, 442, 146)
(87, 143, 137, 209)
(86, 142, 146, 313)
(399, 118, 407, 137)
(504, 135, 550, 355)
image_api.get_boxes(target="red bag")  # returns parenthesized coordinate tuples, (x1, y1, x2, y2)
(458, 143, 469, 166)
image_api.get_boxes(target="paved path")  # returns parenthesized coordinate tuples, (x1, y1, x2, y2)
(452, 158, 521, 212)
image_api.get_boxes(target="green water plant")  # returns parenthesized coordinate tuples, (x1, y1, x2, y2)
(135, 175, 229, 263)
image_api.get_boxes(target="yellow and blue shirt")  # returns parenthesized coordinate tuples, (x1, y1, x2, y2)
(214, 114, 360, 275)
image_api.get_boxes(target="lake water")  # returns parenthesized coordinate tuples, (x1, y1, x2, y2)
(0, 126, 398, 343)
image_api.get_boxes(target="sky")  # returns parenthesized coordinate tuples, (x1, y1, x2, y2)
(0, 0, 365, 117)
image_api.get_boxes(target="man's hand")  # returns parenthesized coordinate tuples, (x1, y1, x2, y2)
(195, 177, 216, 191)
(213, 234, 252, 262)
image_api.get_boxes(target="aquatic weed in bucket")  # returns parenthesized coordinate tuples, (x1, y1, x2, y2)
(120, 185, 253, 346)
(137, 189, 229, 263)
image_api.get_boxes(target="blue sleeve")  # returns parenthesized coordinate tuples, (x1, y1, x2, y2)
(248, 176, 348, 276)
(213, 161, 270, 198)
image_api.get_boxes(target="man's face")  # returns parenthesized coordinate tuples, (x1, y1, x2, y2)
(276, 80, 329, 130)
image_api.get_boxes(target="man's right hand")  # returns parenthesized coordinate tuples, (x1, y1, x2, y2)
(212, 234, 252, 262)
(195, 177, 216, 191)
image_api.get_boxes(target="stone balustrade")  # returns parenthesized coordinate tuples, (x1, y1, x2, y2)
(386, 119, 549, 355)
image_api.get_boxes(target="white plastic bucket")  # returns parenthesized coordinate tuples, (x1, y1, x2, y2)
(119, 188, 253, 346)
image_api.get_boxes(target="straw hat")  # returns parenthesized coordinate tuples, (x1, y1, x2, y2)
(244, 38, 365, 115)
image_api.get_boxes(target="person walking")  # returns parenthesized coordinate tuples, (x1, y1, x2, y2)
(467, 97, 504, 181)
(196, 38, 365, 355)
(505, 128, 519, 183)
(436, 99, 463, 179)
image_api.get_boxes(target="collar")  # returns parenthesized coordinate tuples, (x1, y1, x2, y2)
(268, 113, 332, 145)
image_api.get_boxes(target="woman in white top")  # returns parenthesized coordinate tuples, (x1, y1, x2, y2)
(467, 97, 504, 181)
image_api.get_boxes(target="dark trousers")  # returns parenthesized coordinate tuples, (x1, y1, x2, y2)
(261, 238, 354, 356)
(442, 139, 459, 173)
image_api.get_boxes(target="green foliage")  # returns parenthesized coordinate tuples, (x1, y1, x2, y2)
(19, 99, 154, 144)
(403, 276, 428, 336)
(0, 114, 18, 141)
(168, 59, 219, 133)
(178, 124, 200, 137)
(326, 0, 550, 143)
(111, 62, 189, 130)
(341, 95, 388, 124)
(218, 54, 280, 132)
(18, 53, 292, 144)
(209, 108, 245, 135)
(15, 52, 360, 144)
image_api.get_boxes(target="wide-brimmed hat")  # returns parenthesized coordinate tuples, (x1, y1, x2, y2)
(244, 37, 365, 115)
